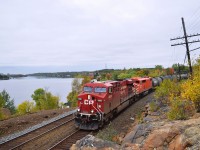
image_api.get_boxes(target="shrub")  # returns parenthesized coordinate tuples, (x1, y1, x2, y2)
(155, 79, 181, 104)
(149, 101, 159, 112)
(167, 98, 194, 120)
(96, 123, 118, 141)
(136, 110, 144, 123)
(181, 76, 200, 112)
(17, 101, 35, 115)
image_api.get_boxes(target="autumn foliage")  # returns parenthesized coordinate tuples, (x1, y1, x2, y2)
(17, 101, 35, 115)
(155, 56, 200, 120)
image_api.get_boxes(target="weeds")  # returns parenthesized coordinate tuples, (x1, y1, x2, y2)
(96, 123, 118, 141)
(149, 101, 158, 112)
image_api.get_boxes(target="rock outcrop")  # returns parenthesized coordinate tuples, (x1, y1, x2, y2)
(122, 104, 200, 150)
(72, 103, 200, 150)
(70, 135, 120, 150)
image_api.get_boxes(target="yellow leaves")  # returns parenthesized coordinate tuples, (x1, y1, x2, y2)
(155, 79, 181, 103)
(181, 76, 200, 103)
(17, 101, 35, 115)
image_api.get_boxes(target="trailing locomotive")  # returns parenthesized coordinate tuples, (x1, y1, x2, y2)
(74, 74, 188, 130)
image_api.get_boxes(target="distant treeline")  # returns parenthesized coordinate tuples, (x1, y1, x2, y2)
(0, 64, 189, 80)
(28, 71, 91, 78)
(0, 74, 28, 80)
(0, 74, 10, 80)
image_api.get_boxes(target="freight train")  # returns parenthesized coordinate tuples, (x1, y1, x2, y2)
(74, 74, 188, 130)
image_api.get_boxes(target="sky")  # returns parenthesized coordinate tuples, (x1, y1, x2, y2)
(0, 0, 200, 74)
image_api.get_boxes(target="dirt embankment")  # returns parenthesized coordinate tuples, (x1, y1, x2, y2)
(0, 108, 73, 137)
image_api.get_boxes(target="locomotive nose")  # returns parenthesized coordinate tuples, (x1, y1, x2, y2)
(79, 94, 98, 114)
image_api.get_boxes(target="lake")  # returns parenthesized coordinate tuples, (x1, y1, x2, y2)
(0, 77, 74, 106)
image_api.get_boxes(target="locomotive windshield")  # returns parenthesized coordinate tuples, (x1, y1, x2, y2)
(94, 87, 107, 93)
(83, 86, 92, 92)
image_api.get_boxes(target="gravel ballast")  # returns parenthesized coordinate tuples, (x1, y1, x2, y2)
(0, 109, 76, 144)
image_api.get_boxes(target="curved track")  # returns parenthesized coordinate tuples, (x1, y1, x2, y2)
(0, 114, 74, 150)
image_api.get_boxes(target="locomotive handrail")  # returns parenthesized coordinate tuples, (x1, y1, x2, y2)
(92, 103, 102, 121)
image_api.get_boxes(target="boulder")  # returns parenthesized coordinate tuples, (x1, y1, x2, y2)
(70, 135, 120, 150)
(142, 125, 180, 149)
(123, 124, 153, 144)
(122, 143, 140, 150)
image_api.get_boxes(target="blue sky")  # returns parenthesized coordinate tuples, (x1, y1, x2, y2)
(0, 0, 200, 74)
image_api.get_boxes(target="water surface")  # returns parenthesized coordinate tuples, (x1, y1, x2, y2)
(0, 77, 73, 106)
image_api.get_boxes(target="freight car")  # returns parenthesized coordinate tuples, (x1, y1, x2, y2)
(74, 74, 188, 130)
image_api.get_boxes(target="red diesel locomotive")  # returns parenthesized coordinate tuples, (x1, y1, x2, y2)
(74, 77, 152, 130)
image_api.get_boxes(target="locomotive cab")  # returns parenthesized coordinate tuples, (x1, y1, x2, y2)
(75, 82, 109, 130)
(74, 80, 136, 130)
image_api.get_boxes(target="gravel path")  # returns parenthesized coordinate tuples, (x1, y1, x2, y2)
(0, 109, 76, 144)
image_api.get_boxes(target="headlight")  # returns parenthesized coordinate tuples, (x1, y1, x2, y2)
(77, 108, 80, 112)
(91, 110, 94, 113)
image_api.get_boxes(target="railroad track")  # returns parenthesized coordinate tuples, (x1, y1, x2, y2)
(0, 113, 75, 150)
(49, 130, 90, 150)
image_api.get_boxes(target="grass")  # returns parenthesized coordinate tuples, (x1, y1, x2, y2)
(96, 123, 118, 141)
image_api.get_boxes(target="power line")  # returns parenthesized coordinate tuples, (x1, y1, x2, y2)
(190, 46, 200, 52)
(171, 39, 200, 46)
(170, 33, 200, 41)
(187, 5, 200, 29)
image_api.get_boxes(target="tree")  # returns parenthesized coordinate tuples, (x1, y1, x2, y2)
(44, 92, 59, 109)
(31, 88, 59, 110)
(112, 72, 119, 80)
(72, 78, 82, 93)
(135, 69, 149, 77)
(67, 91, 78, 107)
(118, 73, 131, 79)
(0, 90, 16, 114)
(0, 95, 5, 108)
(17, 101, 35, 115)
(66, 77, 83, 107)
(172, 63, 189, 73)
(81, 75, 91, 86)
(31, 88, 45, 110)
(106, 73, 112, 80)
(155, 65, 163, 70)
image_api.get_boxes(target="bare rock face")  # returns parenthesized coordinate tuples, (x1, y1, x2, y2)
(70, 135, 120, 150)
(143, 126, 181, 149)
(123, 114, 200, 150)
(123, 124, 153, 145)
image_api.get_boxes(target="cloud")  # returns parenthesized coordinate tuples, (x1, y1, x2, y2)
(0, 0, 200, 73)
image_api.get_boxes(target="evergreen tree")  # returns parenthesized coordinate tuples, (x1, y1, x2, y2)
(0, 90, 16, 114)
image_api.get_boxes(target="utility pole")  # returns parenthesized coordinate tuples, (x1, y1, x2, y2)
(181, 18, 192, 76)
(170, 17, 200, 76)
(178, 63, 181, 80)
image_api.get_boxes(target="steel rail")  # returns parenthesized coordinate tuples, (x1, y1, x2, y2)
(10, 117, 75, 150)
(48, 129, 80, 150)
